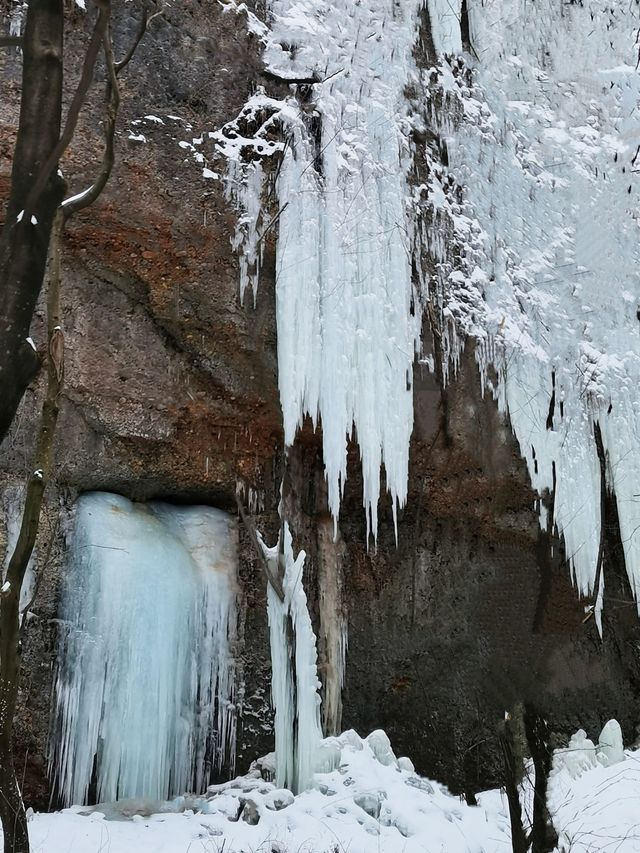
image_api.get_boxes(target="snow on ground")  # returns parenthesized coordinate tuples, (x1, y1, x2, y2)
(19, 726, 640, 852)
(549, 732, 640, 852)
(26, 730, 512, 853)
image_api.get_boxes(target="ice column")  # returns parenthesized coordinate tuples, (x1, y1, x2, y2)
(262, 522, 323, 793)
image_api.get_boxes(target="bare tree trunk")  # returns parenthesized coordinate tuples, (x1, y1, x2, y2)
(499, 707, 529, 853)
(0, 0, 65, 443)
(524, 705, 558, 853)
(0, 211, 64, 853)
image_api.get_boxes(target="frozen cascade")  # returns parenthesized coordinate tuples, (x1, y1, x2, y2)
(220, 0, 425, 539)
(423, 0, 640, 628)
(50, 491, 238, 805)
(261, 522, 323, 793)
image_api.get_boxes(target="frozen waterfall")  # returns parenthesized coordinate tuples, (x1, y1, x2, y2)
(219, 0, 425, 540)
(424, 0, 640, 628)
(217, 0, 640, 629)
(50, 492, 238, 806)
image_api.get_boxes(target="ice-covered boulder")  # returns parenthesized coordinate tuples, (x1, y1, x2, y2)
(366, 730, 397, 766)
(597, 720, 624, 768)
(264, 789, 294, 811)
(556, 729, 598, 779)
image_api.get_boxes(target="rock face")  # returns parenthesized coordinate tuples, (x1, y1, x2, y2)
(1, 1, 640, 808)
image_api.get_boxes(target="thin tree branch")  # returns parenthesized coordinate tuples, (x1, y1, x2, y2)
(62, 24, 119, 217)
(0, 209, 64, 853)
(115, 1, 164, 74)
(63, 1, 165, 217)
(590, 422, 607, 618)
(23, 2, 111, 216)
(5, 211, 64, 594)
(0, 0, 65, 449)
(19, 517, 59, 636)
(236, 495, 285, 601)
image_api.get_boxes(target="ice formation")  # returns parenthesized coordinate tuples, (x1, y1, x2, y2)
(261, 522, 323, 793)
(50, 491, 238, 805)
(219, 0, 426, 539)
(7, 1, 25, 39)
(552, 721, 626, 781)
(420, 0, 640, 628)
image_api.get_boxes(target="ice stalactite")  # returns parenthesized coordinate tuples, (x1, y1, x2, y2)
(51, 492, 238, 805)
(218, 0, 425, 540)
(426, 0, 463, 55)
(422, 0, 640, 629)
(261, 522, 323, 793)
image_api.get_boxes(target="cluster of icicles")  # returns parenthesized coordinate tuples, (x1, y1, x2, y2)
(221, 0, 426, 542)
(423, 0, 640, 629)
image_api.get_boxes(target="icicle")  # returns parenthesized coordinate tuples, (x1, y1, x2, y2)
(262, 522, 323, 793)
(8, 1, 26, 39)
(427, 0, 463, 54)
(50, 492, 238, 805)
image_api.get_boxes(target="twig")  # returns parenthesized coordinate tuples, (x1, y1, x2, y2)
(115, 1, 164, 74)
(235, 495, 285, 601)
(63, 2, 164, 217)
(19, 517, 59, 636)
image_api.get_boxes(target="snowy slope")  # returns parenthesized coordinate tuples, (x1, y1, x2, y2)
(26, 730, 513, 853)
(21, 725, 640, 852)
